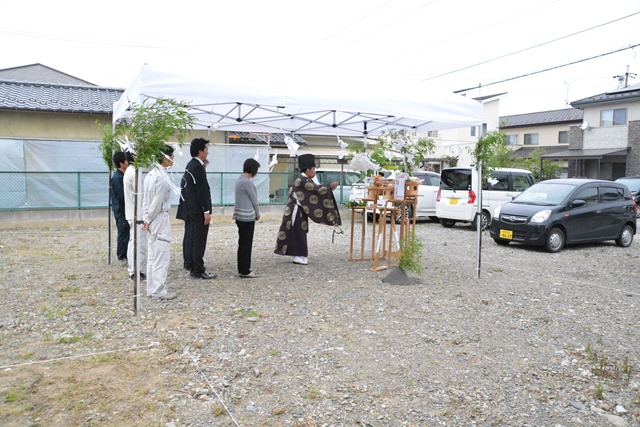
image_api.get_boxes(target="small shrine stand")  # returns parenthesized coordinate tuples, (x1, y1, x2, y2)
(349, 177, 420, 271)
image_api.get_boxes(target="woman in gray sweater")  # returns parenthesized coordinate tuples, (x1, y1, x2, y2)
(233, 158, 261, 278)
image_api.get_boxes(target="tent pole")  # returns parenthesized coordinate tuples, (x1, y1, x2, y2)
(133, 168, 139, 315)
(475, 161, 482, 279)
(108, 169, 113, 265)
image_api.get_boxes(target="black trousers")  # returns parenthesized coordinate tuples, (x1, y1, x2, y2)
(116, 219, 130, 260)
(188, 214, 209, 274)
(236, 220, 255, 275)
(182, 217, 192, 270)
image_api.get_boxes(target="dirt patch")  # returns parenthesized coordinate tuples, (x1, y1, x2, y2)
(1, 221, 639, 426)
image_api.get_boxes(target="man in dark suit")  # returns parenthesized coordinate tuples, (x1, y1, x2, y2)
(176, 174, 191, 270)
(182, 138, 216, 279)
(111, 151, 130, 261)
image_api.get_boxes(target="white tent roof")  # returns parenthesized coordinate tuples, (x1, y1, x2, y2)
(113, 65, 483, 137)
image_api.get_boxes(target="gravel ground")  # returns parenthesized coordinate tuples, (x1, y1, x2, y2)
(0, 215, 639, 426)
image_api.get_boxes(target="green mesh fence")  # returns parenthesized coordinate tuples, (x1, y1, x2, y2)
(0, 171, 315, 211)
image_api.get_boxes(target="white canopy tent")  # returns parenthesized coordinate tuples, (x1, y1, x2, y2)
(112, 65, 483, 136)
(111, 65, 487, 304)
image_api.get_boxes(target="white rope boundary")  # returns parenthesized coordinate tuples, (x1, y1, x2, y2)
(1, 342, 239, 425)
(184, 348, 240, 427)
(0, 344, 158, 370)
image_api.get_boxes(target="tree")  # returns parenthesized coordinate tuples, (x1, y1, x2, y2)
(513, 147, 561, 181)
(469, 129, 508, 176)
(349, 129, 435, 175)
(98, 97, 196, 314)
(98, 97, 196, 169)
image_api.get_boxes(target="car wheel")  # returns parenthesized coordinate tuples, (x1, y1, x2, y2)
(394, 204, 414, 224)
(440, 218, 456, 228)
(615, 224, 634, 247)
(493, 238, 510, 246)
(471, 211, 491, 230)
(544, 227, 565, 253)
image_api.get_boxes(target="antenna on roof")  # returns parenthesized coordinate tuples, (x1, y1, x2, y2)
(613, 65, 636, 88)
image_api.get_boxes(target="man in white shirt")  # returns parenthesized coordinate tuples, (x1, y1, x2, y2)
(142, 145, 177, 301)
(123, 152, 147, 281)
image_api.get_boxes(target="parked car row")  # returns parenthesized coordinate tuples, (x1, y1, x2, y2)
(615, 176, 640, 218)
(346, 168, 638, 253)
(490, 178, 636, 252)
(435, 167, 536, 230)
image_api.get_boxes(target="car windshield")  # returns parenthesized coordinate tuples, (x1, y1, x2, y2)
(513, 182, 577, 206)
(615, 178, 640, 193)
(316, 171, 362, 186)
(440, 169, 471, 191)
(414, 173, 440, 186)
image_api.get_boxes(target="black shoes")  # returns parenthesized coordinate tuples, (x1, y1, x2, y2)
(190, 271, 217, 280)
(129, 273, 147, 280)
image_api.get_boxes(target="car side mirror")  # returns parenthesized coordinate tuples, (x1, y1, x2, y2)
(571, 199, 586, 208)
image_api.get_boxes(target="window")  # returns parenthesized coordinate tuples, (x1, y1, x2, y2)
(512, 174, 533, 192)
(558, 131, 568, 144)
(505, 134, 517, 145)
(427, 130, 439, 138)
(574, 187, 598, 206)
(441, 169, 471, 191)
(600, 186, 622, 202)
(600, 108, 627, 126)
(524, 133, 539, 145)
(489, 172, 509, 190)
(470, 126, 476, 137)
(415, 173, 440, 186)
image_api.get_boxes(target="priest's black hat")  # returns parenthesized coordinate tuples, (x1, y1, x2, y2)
(298, 154, 316, 170)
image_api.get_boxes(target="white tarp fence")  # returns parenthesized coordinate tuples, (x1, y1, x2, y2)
(0, 139, 271, 209)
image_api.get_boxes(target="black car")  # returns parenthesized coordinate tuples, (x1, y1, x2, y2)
(489, 179, 637, 252)
(615, 176, 640, 218)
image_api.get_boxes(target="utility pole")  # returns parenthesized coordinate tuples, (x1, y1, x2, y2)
(613, 65, 636, 88)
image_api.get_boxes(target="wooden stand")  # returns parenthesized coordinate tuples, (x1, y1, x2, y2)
(349, 177, 420, 271)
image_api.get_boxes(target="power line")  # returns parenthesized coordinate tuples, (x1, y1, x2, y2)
(423, 10, 640, 82)
(0, 27, 177, 50)
(401, 0, 562, 61)
(346, 1, 437, 47)
(324, 0, 394, 40)
(453, 42, 640, 94)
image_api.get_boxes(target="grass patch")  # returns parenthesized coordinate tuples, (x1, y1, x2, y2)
(211, 404, 226, 416)
(576, 341, 634, 382)
(57, 336, 80, 344)
(19, 352, 35, 361)
(304, 388, 321, 399)
(229, 308, 262, 318)
(92, 353, 122, 364)
(5, 389, 26, 403)
(41, 305, 69, 319)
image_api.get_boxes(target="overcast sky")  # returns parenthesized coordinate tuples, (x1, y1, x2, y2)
(1, 0, 639, 116)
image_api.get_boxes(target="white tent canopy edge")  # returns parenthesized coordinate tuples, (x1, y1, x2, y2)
(112, 65, 484, 137)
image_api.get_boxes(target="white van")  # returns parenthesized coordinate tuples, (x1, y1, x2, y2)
(435, 167, 536, 229)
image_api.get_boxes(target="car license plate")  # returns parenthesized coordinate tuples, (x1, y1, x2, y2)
(448, 198, 458, 205)
(499, 229, 513, 240)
